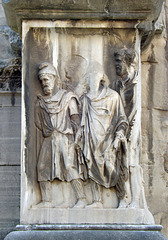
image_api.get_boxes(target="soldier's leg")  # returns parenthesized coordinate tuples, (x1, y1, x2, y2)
(62, 136, 87, 208)
(86, 180, 103, 208)
(36, 181, 52, 207)
(118, 179, 131, 208)
(40, 181, 52, 202)
(71, 179, 87, 208)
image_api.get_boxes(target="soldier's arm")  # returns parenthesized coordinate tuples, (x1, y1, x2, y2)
(34, 100, 42, 131)
(69, 97, 82, 145)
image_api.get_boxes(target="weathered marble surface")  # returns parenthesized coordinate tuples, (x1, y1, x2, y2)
(0, 93, 21, 240)
(20, 208, 154, 225)
(0, 2, 21, 239)
(0, 0, 168, 239)
(141, 2, 168, 236)
(2, 0, 164, 34)
(0, 0, 21, 93)
(19, 19, 155, 225)
(4, 225, 167, 240)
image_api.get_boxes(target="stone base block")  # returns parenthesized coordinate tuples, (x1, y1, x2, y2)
(4, 225, 167, 240)
(21, 208, 154, 224)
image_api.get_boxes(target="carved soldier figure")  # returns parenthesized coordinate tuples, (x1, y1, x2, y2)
(34, 62, 87, 208)
(80, 61, 129, 207)
(114, 48, 149, 210)
(64, 55, 88, 96)
(114, 48, 139, 123)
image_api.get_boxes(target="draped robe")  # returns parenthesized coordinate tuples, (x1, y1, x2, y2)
(81, 86, 128, 196)
(35, 89, 81, 182)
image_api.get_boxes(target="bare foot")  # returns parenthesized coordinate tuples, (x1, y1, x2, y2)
(128, 201, 139, 208)
(34, 201, 52, 208)
(86, 201, 103, 208)
(73, 199, 87, 209)
(118, 200, 128, 208)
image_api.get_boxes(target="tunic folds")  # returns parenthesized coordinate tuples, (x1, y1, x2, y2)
(35, 90, 81, 182)
(81, 86, 128, 195)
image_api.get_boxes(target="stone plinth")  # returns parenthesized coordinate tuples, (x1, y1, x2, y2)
(4, 225, 167, 240)
(21, 208, 154, 225)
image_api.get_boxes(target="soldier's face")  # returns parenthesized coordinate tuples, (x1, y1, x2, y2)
(89, 71, 104, 90)
(40, 74, 55, 96)
(65, 66, 72, 80)
(115, 55, 128, 77)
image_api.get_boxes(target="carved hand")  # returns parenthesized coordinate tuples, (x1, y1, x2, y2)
(113, 130, 127, 152)
(37, 94, 43, 99)
(112, 136, 121, 151)
(123, 166, 129, 181)
(75, 128, 83, 148)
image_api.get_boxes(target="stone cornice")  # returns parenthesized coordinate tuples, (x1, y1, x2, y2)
(2, 0, 164, 35)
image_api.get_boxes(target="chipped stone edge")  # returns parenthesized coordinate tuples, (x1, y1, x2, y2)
(15, 224, 163, 231)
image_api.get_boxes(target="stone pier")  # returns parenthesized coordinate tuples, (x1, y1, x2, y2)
(2, 0, 167, 239)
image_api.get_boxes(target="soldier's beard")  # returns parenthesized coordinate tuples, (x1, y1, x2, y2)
(116, 66, 122, 76)
(43, 86, 52, 95)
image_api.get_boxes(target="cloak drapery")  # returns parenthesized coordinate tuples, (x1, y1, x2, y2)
(34, 90, 82, 182)
(81, 86, 128, 197)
